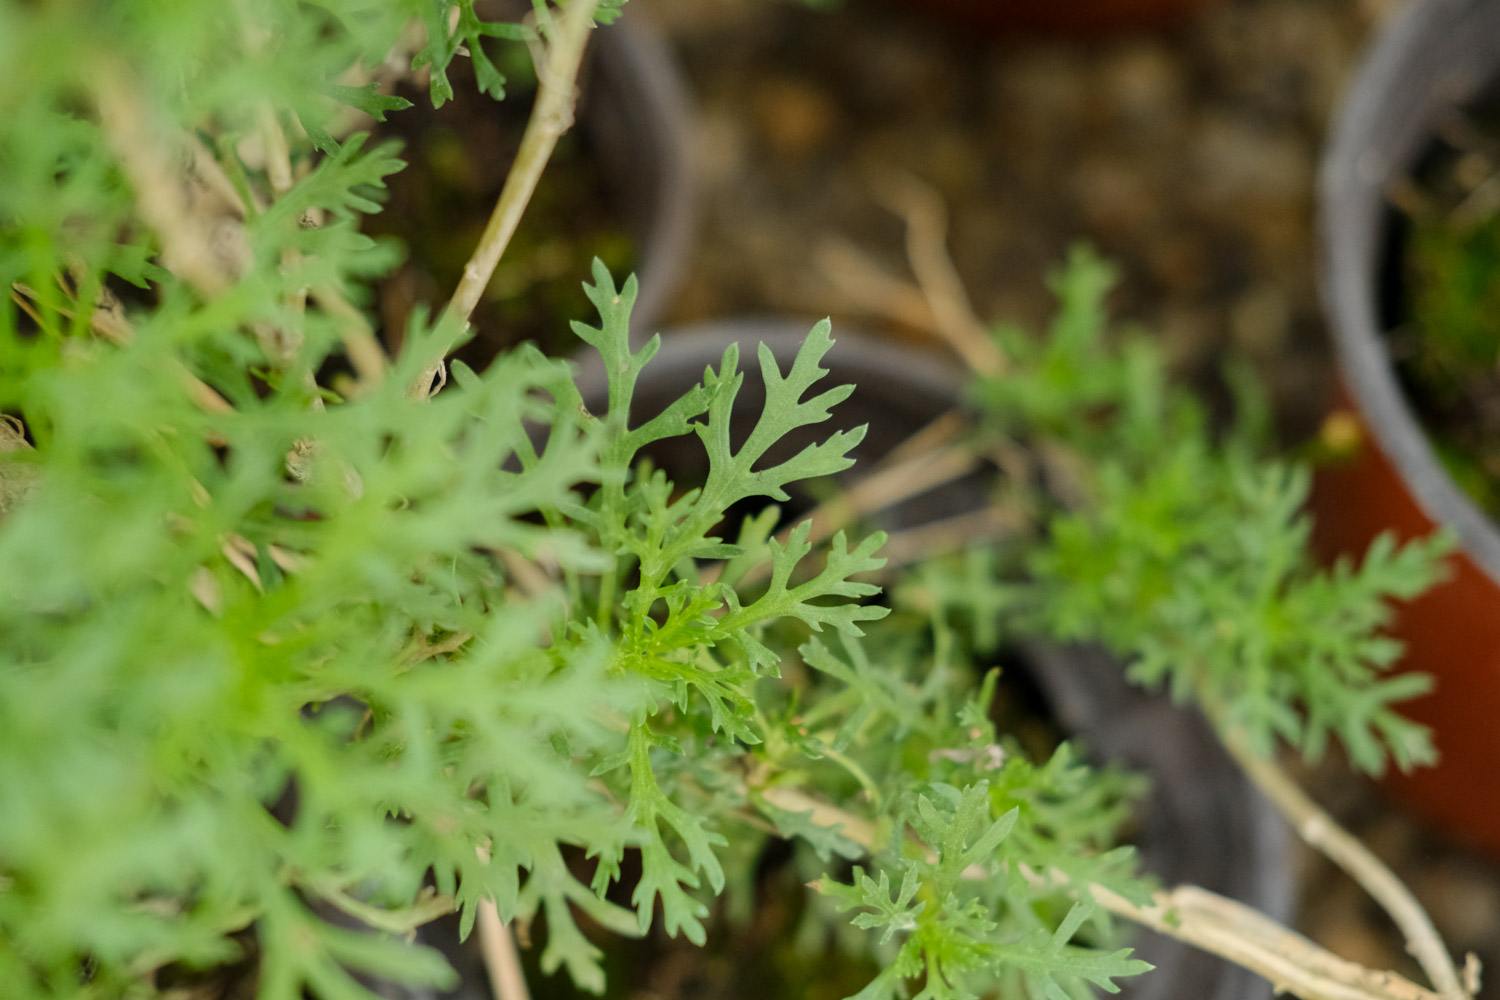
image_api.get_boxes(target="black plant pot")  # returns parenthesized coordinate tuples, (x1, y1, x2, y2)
(1310, 0, 1500, 855)
(560, 319, 1297, 1000)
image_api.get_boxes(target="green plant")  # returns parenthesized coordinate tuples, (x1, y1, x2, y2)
(0, 4, 1480, 1000)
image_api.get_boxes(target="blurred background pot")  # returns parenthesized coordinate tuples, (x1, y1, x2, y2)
(1311, 0, 1500, 856)
(565, 319, 1296, 1000)
(899, 0, 1220, 38)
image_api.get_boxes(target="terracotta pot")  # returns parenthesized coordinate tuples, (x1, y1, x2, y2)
(1312, 0, 1500, 856)
(556, 319, 1296, 1000)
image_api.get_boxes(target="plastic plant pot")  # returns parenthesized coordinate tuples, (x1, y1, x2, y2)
(1311, 0, 1500, 857)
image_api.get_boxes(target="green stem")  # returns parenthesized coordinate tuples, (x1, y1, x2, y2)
(595, 552, 618, 630)
(819, 744, 883, 808)
(307, 880, 455, 935)
(477, 898, 532, 1000)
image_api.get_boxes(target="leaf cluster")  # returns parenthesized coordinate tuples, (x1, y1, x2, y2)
(968, 247, 1452, 776)
(801, 667, 1149, 1000)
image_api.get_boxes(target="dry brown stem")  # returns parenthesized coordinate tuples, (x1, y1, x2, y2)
(252, 102, 389, 389)
(878, 409, 968, 466)
(475, 843, 532, 1000)
(95, 66, 239, 298)
(186, 134, 254, 217)
(875, 506, 1021, 569)
(311, 283, 390, 389)
(8, 285, 45, 329)
(0, 414, 36, 516)
(478, 904, 532, 1000)
(0, 415, 28, 453)
(1089, 882, 1444, 1000)
(256, 103, 295, 197)
(1220, 733, 1473, 1000)
(254, 101, 308, 373)
(412, 0, 602, 399)
(83, 284, 133, 346)
(818, 442, 980, 539)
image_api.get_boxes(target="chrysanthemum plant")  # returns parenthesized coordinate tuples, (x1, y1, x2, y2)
(0, 3, 1478, 1000)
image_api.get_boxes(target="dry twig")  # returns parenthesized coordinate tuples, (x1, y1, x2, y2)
(873, 171, 1005, 377)
(875, 506, 1021, 569)
(1220, 732, 1473, 1000)
(412, 0, 602, 399)
(10, 282, 234, 420)
(95, 66, 240, 298)
(812, 236, 940, 331)
(478, 904, 532, 1000)
(755, 784, 1450, 1000)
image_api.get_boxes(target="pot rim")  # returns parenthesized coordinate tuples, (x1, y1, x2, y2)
(1318, 0, 1500, 578)
(585, 10, 696, 345)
